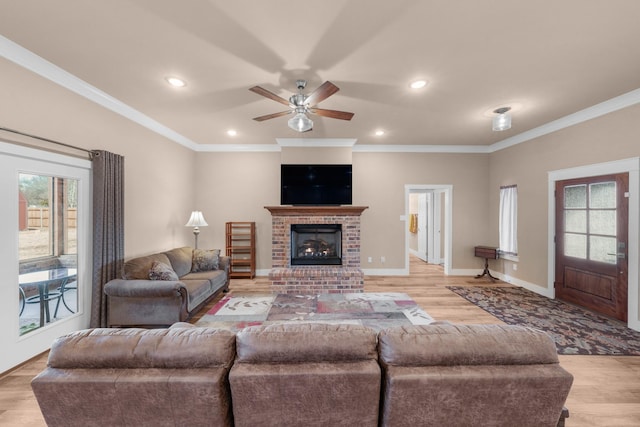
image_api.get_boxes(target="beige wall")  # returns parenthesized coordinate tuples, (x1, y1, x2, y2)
(354, 152, 490, 270)
(0, 58, 197, 258)
(193, 150, 490, 273)
(489, 103, 640, 291)
(194, 152, 280, 270)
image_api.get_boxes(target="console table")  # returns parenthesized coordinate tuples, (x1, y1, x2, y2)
(474, 246, 498, 282)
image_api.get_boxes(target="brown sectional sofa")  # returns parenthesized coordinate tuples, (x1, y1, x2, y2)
(104, 247, 229, 327)
(31, 323, 573, 427)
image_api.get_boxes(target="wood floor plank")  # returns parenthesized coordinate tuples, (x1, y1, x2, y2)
(2, 256, 639, 426)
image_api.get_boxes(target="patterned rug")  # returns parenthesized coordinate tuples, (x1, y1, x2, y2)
(447, 286, 640, 355)
(195, 292, 434, 332)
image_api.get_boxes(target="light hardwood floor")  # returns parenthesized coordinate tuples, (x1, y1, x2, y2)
(2, 257, 639, 426)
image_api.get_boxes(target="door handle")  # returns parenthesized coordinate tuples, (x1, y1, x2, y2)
(608, 252, 626, 259)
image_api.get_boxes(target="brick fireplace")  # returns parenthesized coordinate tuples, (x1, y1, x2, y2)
(265, 206, 368, 294)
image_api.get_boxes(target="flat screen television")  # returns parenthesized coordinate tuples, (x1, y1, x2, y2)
(281, 164, 352, 205)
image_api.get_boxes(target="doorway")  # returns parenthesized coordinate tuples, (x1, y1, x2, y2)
(0, 141, 92, 373)
(548, 157, 640, 331)
(405, 185, 452, 275)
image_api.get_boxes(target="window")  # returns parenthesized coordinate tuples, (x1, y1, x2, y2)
(563, 181, 617, 264)
(499, 185, 518, 257)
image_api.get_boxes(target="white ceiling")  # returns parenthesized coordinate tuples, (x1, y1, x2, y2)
(1, 0, 640, 150)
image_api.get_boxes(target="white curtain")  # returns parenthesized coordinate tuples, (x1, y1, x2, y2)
(499, 185, 518, 256)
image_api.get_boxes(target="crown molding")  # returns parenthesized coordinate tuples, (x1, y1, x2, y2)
(195, 144, 281, 152)
(353, 144, 490, 153)
(276, 138, 357, 147)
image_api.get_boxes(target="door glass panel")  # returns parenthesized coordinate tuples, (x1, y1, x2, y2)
(589, 182, 616, 208)
(589, 210, 616, 236)
(564, 233, 587, 259)
(589, 235, 617, 264)
(565, 210, 586, 233)
(18, 173, 78, 336)
(564, 185, 586, 208)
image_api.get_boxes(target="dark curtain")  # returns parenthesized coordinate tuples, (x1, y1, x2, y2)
(90, 150, 124, 328)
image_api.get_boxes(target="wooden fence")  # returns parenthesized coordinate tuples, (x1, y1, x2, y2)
(26, 208, 77, 229)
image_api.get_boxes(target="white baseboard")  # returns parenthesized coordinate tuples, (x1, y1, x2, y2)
(494, 272, 555, 298)
(449, 268, 480, 277)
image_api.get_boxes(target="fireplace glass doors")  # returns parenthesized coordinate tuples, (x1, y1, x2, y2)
(291, 224, 342, 265)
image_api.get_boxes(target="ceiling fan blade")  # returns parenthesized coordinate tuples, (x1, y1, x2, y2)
(310, 108, 354, 121)
(252, 110, 292, 122)
(305, 81, 340, 107)
(249, 86, 291, 107)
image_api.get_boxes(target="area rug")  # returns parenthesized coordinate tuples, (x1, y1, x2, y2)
(447, 286, 640, 355)
(195, 292, 434, 332)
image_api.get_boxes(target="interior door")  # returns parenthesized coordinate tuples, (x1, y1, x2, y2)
(555, 173, 629, 321)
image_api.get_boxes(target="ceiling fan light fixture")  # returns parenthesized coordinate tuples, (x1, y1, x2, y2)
(492, 106, 512, 131)
(288, 112, 313, 132)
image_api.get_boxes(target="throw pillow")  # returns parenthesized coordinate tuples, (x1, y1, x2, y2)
(148, 260, 180, 281)
(192, 248, 220, 272)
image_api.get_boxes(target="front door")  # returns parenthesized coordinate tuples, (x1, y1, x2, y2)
(555, 173, 629, 321)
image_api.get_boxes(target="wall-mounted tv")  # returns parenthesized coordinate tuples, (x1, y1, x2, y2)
(281, 164, 352, 206)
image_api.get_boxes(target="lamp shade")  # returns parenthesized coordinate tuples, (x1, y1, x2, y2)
(185, 211, 208, 227)
(288, 112, 313, 132)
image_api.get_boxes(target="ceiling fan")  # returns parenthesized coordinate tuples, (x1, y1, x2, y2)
(249, 80, 354, 132)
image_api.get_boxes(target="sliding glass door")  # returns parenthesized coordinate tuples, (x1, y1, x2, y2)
(0, 141, 91, 373)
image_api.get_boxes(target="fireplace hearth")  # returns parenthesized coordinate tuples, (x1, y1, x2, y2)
(291, 224, 341, 266)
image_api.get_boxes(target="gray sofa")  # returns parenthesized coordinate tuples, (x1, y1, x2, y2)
(32, 323, 573, 427)
(104, 246, 229, 327)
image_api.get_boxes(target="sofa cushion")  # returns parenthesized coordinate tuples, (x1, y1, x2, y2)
(180, 279, 214, 311)
(148, 261, 179, 281)
(123, 253, 172, 280)
(163, 247, 193, 277)
(378, 324, 559, 367)
(192, 248, 220, 272)
(47, 327, 236, 369)
(236, 323, 378, 363)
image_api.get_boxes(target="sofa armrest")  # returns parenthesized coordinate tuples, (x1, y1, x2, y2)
(104, 279, 186, 298)
(218, 255, 230, 274)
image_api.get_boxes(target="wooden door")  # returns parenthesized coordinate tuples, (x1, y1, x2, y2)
(555, 173, 629, 321)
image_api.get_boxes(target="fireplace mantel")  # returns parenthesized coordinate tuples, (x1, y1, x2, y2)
(264, 206, 368, 216)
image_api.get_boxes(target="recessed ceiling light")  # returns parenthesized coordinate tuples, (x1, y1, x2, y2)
(375, 130, 385, 136)
(410, 80, 427, 89)
(165, 77, 186, 87)
(227, 129, 237, 137)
